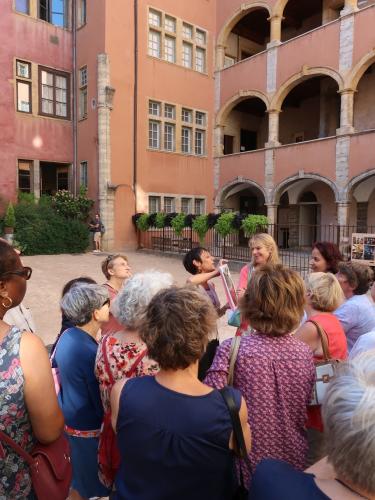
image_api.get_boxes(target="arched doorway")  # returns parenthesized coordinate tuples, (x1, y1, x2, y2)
(348, 173, 375, 231)
(354, 63, 375, 132)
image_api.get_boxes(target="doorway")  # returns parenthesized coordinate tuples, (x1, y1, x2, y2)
(40, 162, 70, 195)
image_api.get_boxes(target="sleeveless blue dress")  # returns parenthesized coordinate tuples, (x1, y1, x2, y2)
(114, 376, 241, 500)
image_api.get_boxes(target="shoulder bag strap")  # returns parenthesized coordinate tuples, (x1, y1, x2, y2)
(228, 335, 241, 386)
(0, 430, 33, 466)
(101, 334, 116, 386)
(308, 319, 331, 361)
(126, 348, 148, 379)
(50, 328, 70, 362)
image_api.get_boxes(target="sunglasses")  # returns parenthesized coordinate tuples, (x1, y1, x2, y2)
(1, 266, 32, 281)
(101, 298, 110, 308)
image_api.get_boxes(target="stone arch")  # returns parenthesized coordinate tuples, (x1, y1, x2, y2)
(272, 0, 289, 17)
(216, 90, 270, 127)
(344, 169, 375, 200)
(217, 2, 272, 49)
(215, 178, 266, 208)
(270, 67, 344, 110)
(272, 173, 340, 204)
(346, 49, 375, 90)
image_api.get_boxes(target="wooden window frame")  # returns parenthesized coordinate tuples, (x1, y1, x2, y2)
(38, 65, 71, 120)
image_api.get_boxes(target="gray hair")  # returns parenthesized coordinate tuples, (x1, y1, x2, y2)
(60, 283, 109, 326)
(112, 270, 173, 329)
(322, 351, 375, 494)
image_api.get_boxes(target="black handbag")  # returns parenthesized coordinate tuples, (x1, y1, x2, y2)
(198, 338, 219, 381)
(220, 387, 252, 500)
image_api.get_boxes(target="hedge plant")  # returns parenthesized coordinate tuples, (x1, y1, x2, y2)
(192, 214, 209, 245)
(214, 212, 236, 238)
(4, 203, 16, 228)
(241, 214, 269, 236)
(171, 213, 186, 236)
(136, 213, 150, 231)
(155, 212, 167, 229)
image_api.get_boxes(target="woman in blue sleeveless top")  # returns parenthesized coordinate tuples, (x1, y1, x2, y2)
(110, 286, 251, 500)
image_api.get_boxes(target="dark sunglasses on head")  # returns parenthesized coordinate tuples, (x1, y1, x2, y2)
(101, 298, 110, 308)
(1, 266, 32, 281)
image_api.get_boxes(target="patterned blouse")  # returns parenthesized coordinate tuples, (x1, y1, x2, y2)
(95, 333, 159, 412)
(204, 332, 315, 488)
(0, 326, 35, 499)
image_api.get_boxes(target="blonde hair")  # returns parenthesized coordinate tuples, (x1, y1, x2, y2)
(249, 233, 279, 266)
(306, 272, 344, 312)
(240, 264, 305, 336)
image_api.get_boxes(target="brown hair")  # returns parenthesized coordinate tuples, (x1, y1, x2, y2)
(249, 233, 280, 266)
(101, 254, 128, 280)
(240, 264, 305, 336)
(139, 285, 217, 370)
(0, 240, 19, 278)
(338, 262, 374, 295)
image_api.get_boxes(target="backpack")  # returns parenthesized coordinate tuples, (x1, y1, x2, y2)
(98, 336, 148, 488)
(100, 223, 106, 234)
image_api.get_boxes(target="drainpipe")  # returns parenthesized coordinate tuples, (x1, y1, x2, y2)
(133, 0, 138, 213)
(72, 0, 78, 195)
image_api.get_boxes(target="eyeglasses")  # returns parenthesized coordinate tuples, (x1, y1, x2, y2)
(1, 266, 32, 281)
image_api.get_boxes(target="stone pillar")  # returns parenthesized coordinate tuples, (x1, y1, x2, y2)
(337, 90, 355, 135)
(268, 15, 282, 47)
(265, 148, 276, 209)
(97, 53, 116, 251)
(214, 125, 224, 156)
(266, 110, 281, 147)
(337, 201, 351, 252)
(266, 204, 279, 239)
(342, 0, 358, 15)
(216, 44, 226, 71)
(33, 160, 40, 199)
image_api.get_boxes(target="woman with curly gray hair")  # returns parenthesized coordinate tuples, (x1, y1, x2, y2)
(55, 283, 111, 500)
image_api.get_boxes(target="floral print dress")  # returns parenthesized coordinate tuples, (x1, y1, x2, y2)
(95, 334, 159, 412)
(0, 326, 35, 500)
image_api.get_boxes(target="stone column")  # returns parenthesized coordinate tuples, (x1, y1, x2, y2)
(337, 201, 352, 252)
(97, 53, 116, 251)
(266, 204, 278, 239)
(216, 44, 226, 71)
(266, 110, 281, 147)
(33, 160, 40, 199)
(214, 125, 224, 156)
(268, 15, 282, 47)
(337, 90, 355, 135)
(342, 0, 358, 14)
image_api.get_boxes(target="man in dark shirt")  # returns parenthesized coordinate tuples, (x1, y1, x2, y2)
(89, 213, 102, 253)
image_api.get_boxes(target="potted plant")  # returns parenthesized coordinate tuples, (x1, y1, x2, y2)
(4, 202, 16, 244)
(241, 214, 269, 237)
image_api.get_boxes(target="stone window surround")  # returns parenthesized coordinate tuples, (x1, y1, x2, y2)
(16, 60, 32, 114)
(147, 5, 208, 74)
(13, 0, 72, 30)
(38, 65, 71, 120)
(78, 65, 88, 120)
(147, 98, 208, 157)
(147, 192, 207, 214)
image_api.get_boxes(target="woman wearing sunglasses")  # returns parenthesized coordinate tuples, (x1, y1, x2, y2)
(55, 283, 111, 500)
(0, 240, 64, 499)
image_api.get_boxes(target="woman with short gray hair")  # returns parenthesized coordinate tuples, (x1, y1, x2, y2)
(54, 283, 111, 500)
(249, 351, 375, 499)
(95, 270, 173, 412)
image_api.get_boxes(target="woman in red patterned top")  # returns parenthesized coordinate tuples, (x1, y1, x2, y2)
(205, 265, 315, 488)
(95, 270, 173, 411)
(295, 272, 347, 464)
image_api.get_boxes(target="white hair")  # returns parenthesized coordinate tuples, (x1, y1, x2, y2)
(322, 351, 375, 494)
(112, 270, 173, 329)
(60, 283, 109, 326)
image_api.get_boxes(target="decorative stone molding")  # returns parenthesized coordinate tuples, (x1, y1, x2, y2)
(271, 173, 340, 204)
(215, 178, 266, 208)
(343, 169, 375, 200)
(216, 90, 270, 127)
(346, 49, 375, 90)
(339, 12, 355, 71)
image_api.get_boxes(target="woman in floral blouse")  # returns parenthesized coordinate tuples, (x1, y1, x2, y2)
(95, 270, 173, 411)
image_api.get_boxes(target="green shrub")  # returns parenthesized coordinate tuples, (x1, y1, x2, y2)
(136, 213, 150, 231)
(4, 203, 16, 228)
(52, 189, 94, 221)
(241, 214, 269, 236)
(155, 212, 167, 229)
(215, 212, 236, 238)
(14, 203, 89, 255)
(192, 214, 209, 245)
(171, 213, 186, 236)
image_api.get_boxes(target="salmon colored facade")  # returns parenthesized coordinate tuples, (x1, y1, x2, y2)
(2, 0, 375, 250)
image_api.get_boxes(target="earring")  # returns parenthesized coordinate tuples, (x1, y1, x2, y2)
(1, 296, 13, 309)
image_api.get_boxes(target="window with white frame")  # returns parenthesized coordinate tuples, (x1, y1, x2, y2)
(149, 100, 161, 116)
(79, 66, 87, 119)
(195, 111, 206, 126)
(164, 15, 176, 33)
(182, 108, 193, 123)
(195, 129, 205, 155)
(196, 29, 206, 46)
(194, 198, 205, 215)
(149, 120, 160, 149)
(149, 195, 161, 213)
(164, 103, 175, 119)
(148, 8, 161, 27)
(181, 197, 192, 214)
(195, 47, 206, 73)
(181, 127, 192, 154)
(164, 123, 175, 151)
(182, 42, 193, 68)
(148, 29, 161, 57)
(164, 36, 176, 63)
(164, 197, 175, 213)
(39, 66, 70, 119)
(80, 161, 88, 187)
(16, 60, 32, 113)
(182, 23, 193, 39)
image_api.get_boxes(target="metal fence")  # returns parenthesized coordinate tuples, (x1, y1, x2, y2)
(139, 224, 375, 277)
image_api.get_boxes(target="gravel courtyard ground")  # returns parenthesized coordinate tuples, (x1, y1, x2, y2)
(21, 250, 240, 346)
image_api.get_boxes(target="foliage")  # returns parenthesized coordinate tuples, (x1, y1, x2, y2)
(14, 203, 89, 255)
(51, 189, 94, 221)
(215, 212, 236, 238)
(155, 212, 167, 229)
(241, 214, 269, 236)
(4, 203, 16, 228)
(148, 213, 157, 227)
(171, 213, 186, 236)
(18, 192, 36, 204)
(192, 214, 209, 245)
(136, 213, 150, 231)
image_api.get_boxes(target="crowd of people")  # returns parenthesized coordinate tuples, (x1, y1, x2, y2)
(0, 234, 375, 500)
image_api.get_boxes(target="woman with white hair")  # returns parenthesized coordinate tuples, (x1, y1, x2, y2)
(95, 270, 173, 413)
(55, 283, 111, 500)
(249, 351, 375, 499)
